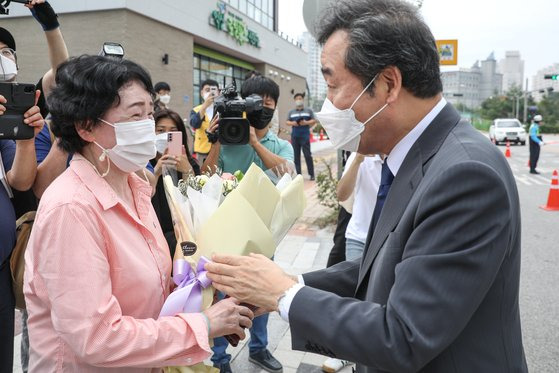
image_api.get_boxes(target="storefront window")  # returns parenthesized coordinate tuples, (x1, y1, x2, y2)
(192, 53, 251, 107)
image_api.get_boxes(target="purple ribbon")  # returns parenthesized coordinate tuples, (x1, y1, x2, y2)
(159, 256, 212, 317)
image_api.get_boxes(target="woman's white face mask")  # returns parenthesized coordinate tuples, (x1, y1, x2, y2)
(94, 118, 156, 174)
(315, 74, 388, 152)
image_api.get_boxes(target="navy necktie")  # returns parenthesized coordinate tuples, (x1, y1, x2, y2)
(370, 160, 394, 234)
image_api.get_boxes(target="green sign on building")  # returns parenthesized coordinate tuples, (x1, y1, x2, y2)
(210, 2, 260, 48)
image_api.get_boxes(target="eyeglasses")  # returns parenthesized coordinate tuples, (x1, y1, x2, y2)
(0, 48, 16, 59)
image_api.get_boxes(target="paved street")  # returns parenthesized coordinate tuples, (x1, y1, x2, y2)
(13, 135, 559, 372)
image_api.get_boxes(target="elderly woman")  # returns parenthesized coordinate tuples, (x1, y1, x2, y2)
(24, 55, 253, 372)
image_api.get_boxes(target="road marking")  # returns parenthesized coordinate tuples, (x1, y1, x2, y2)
(535, 175, 551, 185)
(515, 175, 533, 185)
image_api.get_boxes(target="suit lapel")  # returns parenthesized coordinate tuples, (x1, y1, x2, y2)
(357, 103, 462, 289)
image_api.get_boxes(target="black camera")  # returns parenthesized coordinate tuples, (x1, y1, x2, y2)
(213, 81, 262, 145)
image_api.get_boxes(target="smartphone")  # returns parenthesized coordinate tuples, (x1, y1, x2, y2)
(167, 131, 183, 156)
(0, 82, 36, 140)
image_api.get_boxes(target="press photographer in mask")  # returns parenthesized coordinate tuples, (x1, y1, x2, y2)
(202, 76, 294, 177)
(201, 75, 292, 373)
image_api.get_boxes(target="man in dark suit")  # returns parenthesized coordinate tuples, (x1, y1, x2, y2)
(205, 0, 528, 372)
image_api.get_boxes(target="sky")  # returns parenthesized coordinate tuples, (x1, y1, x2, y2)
(278, 0, 559, 88)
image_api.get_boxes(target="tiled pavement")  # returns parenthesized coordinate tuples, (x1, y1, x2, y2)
(13, 139, 354, 372)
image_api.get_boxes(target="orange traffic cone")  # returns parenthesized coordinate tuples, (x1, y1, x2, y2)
(320, 129, 324, 141)
(504, 141, 511, 158)
(540, 170, 559, 211)
(310, 132, 317, 143)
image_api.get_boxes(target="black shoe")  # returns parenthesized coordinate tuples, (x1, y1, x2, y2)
(249, 349, 283, 372)
(213, 362, 232, 373)
(530, 170, 540, 175)
(310, 175, 315, 181)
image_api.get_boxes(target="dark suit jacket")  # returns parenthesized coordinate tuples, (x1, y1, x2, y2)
(289, 104, 528, 373)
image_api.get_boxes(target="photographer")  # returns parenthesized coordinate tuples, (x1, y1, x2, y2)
(200, 76, 290, 373)
(0, 31, 44, 371)
(202, 76, 294, 177)
(190, 79, 219, 164)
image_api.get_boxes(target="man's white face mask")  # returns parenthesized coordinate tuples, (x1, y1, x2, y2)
(0, 54, 18, 82)
(315, 74, 388, 152)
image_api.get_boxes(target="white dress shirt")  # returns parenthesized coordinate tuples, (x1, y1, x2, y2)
(278, 97, 447, 322)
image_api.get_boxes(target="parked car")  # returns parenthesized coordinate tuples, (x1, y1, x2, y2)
(489, 118, 526, 145)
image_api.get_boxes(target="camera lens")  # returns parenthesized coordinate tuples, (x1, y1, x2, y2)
(220, 118, 250, 145)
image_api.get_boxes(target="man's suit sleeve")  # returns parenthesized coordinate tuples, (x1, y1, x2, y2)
(302, 258, 360, 298)
(289, 161, 513, 372)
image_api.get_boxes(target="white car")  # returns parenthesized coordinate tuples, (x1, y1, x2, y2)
(489, 119, 526, 145)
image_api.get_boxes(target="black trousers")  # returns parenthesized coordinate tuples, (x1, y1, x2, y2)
(326, 207, 352, 267)
(529, 137, 542, 171)
(291, 136, 314, 177)
(0, 260, 15, 373)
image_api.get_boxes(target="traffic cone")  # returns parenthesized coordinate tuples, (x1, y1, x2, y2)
(540, 170, 559, 211)
(504, 141, 511, 158)
(310, 132, 316, 143)
(320, 129, 324, 141)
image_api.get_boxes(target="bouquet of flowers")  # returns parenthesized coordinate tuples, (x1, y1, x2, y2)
(159, 163, 305, 372)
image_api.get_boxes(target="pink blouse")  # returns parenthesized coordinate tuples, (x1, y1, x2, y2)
(24, 155, 210, 372)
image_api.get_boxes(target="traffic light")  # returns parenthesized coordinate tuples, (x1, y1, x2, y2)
(544, 74, 559, 80)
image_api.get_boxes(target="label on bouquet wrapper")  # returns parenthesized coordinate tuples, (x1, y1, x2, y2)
(180, 241, 197, 256)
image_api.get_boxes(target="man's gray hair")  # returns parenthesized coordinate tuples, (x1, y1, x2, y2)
(316, 0, 442, 98)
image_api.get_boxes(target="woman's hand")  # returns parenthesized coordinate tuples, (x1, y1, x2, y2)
(203, 297, 254, 339)
(176, 146, 194, 175)
(154, 153, 178, 178)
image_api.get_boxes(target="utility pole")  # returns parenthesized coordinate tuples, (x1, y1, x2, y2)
(523, 78, 528, 124)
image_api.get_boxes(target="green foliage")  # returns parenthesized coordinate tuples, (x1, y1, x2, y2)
(314, 159, 340, 227)
(479, 85, 536, 124)
(472, 118, 491, 132)
(537, 92, 559, 127)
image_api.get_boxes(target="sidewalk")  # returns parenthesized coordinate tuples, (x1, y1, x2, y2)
(225, 140, 354, 372)
(13, 139, 351, 373)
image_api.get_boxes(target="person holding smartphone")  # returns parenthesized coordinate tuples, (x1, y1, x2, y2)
(0, 28, 44, 372)
(190, 79, 219, 164)
(151, 108, 199, 258)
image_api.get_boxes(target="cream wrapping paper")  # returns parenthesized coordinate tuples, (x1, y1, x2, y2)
(160, 163, 305, 372)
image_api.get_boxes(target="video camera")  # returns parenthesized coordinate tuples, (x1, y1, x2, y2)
(213, 80, 262, 145)
(0, 0, 29, 15)
(99, 42, 125, 59)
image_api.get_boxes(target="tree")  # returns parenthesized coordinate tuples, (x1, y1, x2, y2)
(537, 91, 559, 127)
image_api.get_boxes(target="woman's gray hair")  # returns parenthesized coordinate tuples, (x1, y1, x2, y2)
(316, 0, 442, 98)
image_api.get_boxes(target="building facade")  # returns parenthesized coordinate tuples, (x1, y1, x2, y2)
(480, 52, 503, 102)
(299, 32, 327, 111)
(441, 53, 503, 110)
(2, 0, 307, 139)
(441, 66, 482, 109)
(532, 63, 559, 102)
(498, 51, 525, 92)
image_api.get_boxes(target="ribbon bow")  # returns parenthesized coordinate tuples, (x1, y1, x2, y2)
(159, 256, 212, 317)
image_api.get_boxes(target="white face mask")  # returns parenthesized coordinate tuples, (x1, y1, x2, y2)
(159, 94, 171, 105)
(0, 54, 18, 82)
(95, 118, 156, 174)
(155, 132, 168, 154)
(315, 74, 388, 152)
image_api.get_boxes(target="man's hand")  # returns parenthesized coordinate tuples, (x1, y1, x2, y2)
(540, 142, 545, 147)
(202, 94, 215, 110)
(249, 126, 258, 146)
(205, 253, 297, 313)
(203, 297, 254, 339)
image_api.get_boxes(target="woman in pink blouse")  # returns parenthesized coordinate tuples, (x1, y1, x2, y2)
(24, 55, 253, 372)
